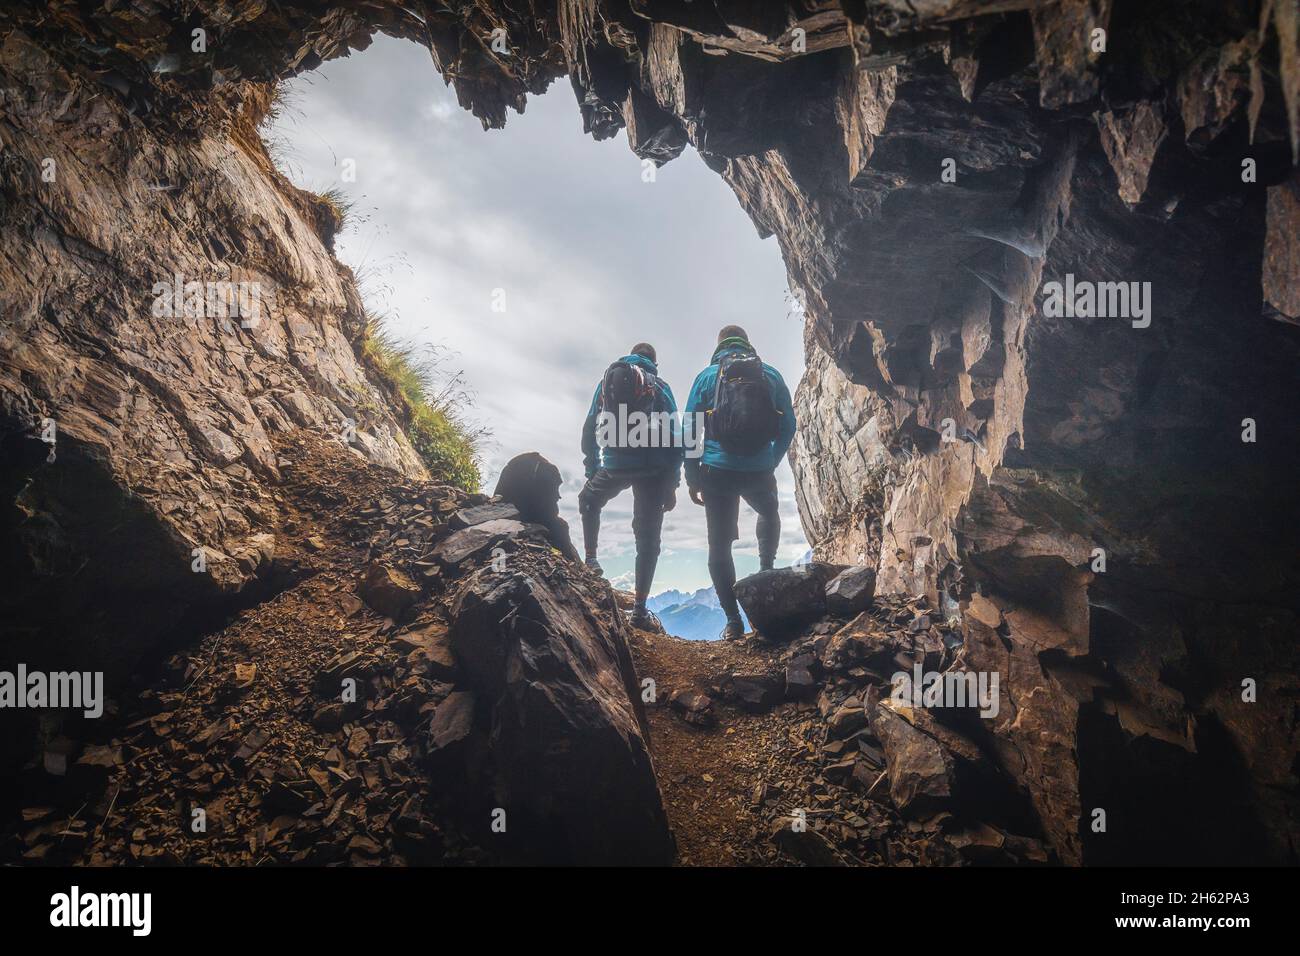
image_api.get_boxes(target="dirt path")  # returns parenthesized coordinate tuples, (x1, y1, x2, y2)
(630, 629, 785, 865)
(630, 625, 911, 867)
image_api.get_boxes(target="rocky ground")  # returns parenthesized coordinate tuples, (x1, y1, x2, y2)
(4, 434, 1054, 867)
(4, 1, 1296, 866)
(635, 604, 1051, 867)
(7, 433, 487, 865)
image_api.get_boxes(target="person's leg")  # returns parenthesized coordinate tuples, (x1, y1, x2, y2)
(577, 470, 630, 571)
(702, 469, 743, 629)
(739, 470, 781, 571)
(629, 474, 668, 621)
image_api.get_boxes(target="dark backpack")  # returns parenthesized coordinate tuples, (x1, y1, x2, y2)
(708, 351, 781, 456)
(599, 361, 668, 449)
(600, 360, 659, 415)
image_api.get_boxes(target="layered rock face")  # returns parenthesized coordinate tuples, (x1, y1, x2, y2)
(0, 24, 426, 689)
(1, 1, 1297, 864)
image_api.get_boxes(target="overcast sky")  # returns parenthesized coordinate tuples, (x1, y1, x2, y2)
(266, 35, 809, 592)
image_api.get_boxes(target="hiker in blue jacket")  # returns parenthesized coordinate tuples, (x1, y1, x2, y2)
(684, 325, 797, 639)
(579, 343, 683, 627)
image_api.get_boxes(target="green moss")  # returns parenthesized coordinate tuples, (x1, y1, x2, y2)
(360, 313, 482, 491)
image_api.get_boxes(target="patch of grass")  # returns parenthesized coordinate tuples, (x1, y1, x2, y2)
(316, 186, 353, 231)
(360, 313, 484, 491)
(257, 81, 300, 175)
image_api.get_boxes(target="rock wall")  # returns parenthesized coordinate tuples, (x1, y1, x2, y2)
(0, 25, 425, 685)
(1, 1, 1297, 863)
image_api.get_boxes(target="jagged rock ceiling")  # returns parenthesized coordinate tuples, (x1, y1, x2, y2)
(1, 0, 1297, 864)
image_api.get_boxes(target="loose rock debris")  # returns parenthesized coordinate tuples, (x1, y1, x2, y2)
(5, 434, 1050, 866)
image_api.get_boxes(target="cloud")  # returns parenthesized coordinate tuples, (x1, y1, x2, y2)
(607, 571, 636, 590)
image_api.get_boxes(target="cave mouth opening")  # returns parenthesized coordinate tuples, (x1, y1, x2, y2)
(1, 0, 1298, 868)
(258, 33, 813, 614)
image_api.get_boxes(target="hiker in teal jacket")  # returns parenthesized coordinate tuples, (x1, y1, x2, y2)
(684, 325, 796, 638)
(579, 344, 683, 627)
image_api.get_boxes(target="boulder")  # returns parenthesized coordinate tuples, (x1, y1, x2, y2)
(668, 688, 715, 727)
(828, 703, 868, 737)
(824, 565, 876, 616)
(449, 563, 673, 865)
(314, 650, 373, 696)
(869, 699, 1006, 822)
(358, 562, 421, 620)
(870, 704, 955, 816)
(310, 702, 352, 733)
(820, 614, 905, 672)
(493, 452, 581, 562)
(734, 563, 842, 641)
(723, 672, 783, 712)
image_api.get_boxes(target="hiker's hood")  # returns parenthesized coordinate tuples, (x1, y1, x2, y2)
(710, 338, 756, 364)
(620, 352, 659, 375)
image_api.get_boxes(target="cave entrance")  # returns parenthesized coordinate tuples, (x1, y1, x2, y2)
(264, 35, 810, 635)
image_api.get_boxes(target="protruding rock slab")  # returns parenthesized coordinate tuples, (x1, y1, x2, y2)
(431, 518, 529, 568)
(825, 565, 876, 617)
(870, 704, 957, 816)
(426, 691, 477, 757)
(449, 564, 674, 865)
(1030, 0, 1111, 108)
(735, 563, 843, 641)
(449, 501, 520, 529)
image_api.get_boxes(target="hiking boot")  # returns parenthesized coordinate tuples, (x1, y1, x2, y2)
(721, 619, 745, 641)
(584, 555, 603, 575)
(629, 605, 658, 630)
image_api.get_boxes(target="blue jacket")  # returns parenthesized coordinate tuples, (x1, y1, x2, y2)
(683, 341, 796, 487)
(582, 354, 684, 481)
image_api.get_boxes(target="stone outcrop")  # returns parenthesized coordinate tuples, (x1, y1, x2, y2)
(1, 1, 1297, 864)
(0, 20, 426, 692)
(4, 436, 671, 865)
(449, 560, 674, 865)
(734, 563, 842, 640)
(825, 565, 878, 616)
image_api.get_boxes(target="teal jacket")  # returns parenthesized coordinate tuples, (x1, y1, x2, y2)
(683, 340, 796, 487)
(581, 353, 684, 481)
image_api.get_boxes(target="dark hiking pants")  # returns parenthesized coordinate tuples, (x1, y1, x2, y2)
(578, 467, 674, 598)
(699, 465, 780, 624)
